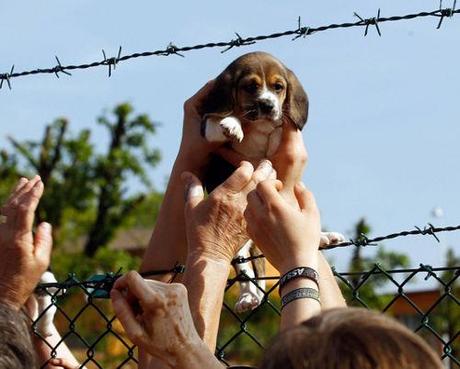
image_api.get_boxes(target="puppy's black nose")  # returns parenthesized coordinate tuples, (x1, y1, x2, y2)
(258, 100, 274, 114)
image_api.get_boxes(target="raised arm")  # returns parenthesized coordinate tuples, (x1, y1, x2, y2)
(0, 177, 52, 368)
(245, 180, 322, 330)
(182, 160, 275, 350)
(140, 81, 220, 279)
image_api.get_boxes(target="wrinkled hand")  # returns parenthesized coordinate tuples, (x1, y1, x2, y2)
(0, 176, 52, 310)
(244, 180, 321, 273)
(182, 160, 275, 263)
(111, 271, 200, 366)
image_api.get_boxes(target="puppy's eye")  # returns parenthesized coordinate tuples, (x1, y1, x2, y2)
(243, 82, 258, 94)
(273, 83, 284, 92)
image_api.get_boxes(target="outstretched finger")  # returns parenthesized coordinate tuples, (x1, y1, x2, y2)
(14, 175, 41, 201)
(49, 357, 82, 369)
(294, 182, 318, 213)
(113, 271, 164, 311)
(181, 172, 204, 212)
(34, 222, 53, 269)
(255, 179, 284, 206)
(217, 161, 254, 194)
(15, 179, 44, 232)
(111, 289, 145, 346)
(6, 177, 28, 203)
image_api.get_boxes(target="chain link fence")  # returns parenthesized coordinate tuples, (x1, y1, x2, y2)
(33, 260, 460, 368)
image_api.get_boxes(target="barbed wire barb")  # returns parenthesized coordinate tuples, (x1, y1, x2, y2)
(415, 223, 441, 243)
(53, 56, 72, 78)
(437, 0, 457, 28)
(0, 65, 14, 90)
(160, 42, 185, 57)
(354, 9, 382, 36)
(102, 46, 122, 77)
(221, 33, 256, 53)
(292, 17, 311, 40)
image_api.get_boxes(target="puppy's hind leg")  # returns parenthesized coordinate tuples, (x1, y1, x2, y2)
(233, 240, 264, 313)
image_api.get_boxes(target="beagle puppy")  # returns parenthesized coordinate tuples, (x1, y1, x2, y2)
(199, 52, 344, 312)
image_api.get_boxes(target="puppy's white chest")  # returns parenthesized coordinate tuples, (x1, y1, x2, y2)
(233, 122, 282, 159)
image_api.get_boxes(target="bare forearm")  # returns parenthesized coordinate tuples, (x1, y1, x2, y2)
(176, 340, 225, 369)
(279, 256, 321, 330)
(140, 152, 207, 279)
(183, 254, 230, 351)
(33, 325, 81, 369)
(317, 252, 346, 309)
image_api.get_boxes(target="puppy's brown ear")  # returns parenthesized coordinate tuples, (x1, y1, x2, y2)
(199, 70, 234, 117)
(285, 68, 308, 130)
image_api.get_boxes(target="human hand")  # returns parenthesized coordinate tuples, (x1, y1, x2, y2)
(0, 176, 53, 310)
(111, 271, 202, 366)
(181, 160, 275, 263)
(268, 122, 308, 200)
(244, 180, 320, 274)
(177, 80, 222, 172)
(216, 122, 307, 205)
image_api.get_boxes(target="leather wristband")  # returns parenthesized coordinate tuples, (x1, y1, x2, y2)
(279, 266, 319, 294)
(281, 287, 320, 310)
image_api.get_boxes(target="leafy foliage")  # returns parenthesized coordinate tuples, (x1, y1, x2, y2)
(0, 104, 162, 256)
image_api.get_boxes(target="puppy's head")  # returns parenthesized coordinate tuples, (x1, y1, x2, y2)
(201, 52, 308, 129)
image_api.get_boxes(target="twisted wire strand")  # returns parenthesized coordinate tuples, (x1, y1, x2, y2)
(1, 4, 458, 88)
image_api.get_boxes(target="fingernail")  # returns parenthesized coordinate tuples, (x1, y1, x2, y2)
(297, 182, 306, 189)
(258, 160, 273, 178)
(41, 222, 52, 232)
(188, 183, 204, 198)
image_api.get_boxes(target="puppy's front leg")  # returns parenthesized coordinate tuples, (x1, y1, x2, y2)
(204, 116, 244, 143)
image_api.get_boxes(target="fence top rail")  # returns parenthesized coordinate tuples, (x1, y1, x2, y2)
(1, 2, 459, 89)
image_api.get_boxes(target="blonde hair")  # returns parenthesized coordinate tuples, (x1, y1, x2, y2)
(259, 308, 443, 369)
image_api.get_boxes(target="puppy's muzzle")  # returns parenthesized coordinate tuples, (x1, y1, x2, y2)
(258, 99, 275, 115)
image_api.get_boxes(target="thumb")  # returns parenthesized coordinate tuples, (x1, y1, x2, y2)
(181, 172, 204, 211)
(34, 222, 53, 267)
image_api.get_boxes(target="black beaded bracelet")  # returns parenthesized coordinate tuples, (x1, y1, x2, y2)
(281, 287, 320, 310)
(279, 266, 319, 294)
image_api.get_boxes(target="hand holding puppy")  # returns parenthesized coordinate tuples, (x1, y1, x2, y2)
(0, 176, 52, 310)
(182, 160, 275, 263)
(244, 180, 321, 274)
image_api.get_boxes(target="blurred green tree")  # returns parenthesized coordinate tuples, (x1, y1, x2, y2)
(0, 103, 162, 256)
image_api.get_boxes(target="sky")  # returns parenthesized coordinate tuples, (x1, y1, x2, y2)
(1, 0, 459, 275)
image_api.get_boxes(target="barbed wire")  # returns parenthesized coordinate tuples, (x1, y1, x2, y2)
(1, 1, 458, 89)
(232, 223, 460, 265)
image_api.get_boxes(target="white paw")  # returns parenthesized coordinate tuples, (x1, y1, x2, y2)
(220, 117, 244, 143)
(234, 292, 261, 313)
(320, 231, 346, 247)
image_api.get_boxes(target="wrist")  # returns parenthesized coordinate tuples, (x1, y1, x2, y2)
(278, 251, 319, 275)
(175, 338, 223, 369)
(186, 250, 232, 272)
(0, 286, 22, 311)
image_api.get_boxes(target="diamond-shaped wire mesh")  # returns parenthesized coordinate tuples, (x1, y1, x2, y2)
(33, 263, 459, 368)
